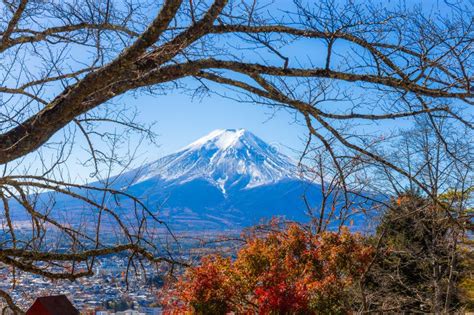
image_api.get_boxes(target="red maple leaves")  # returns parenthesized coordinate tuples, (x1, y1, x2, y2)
(162, 223, 374, 314)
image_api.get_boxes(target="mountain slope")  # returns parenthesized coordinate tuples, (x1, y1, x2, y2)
(134, 129, 300, 193)
(8, 129, 322, 231)
(116, 129, 319, 230)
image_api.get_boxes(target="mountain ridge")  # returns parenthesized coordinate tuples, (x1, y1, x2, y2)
(9, 129, 322, 231)
(130, 129, 302, 194)
(111, 129, 317, 230)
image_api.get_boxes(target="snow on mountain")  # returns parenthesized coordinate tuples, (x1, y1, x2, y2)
(135, 129, 301, 193)
(9, 129, 356, 231)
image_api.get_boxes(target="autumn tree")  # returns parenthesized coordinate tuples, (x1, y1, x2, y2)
(0, 0, 473, 312)
(161, 222, 374, 314)
(351, 115, 473, 313)
(361, 192, 471, 313)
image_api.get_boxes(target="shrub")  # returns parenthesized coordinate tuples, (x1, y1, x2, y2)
(162, 223, 374, 314)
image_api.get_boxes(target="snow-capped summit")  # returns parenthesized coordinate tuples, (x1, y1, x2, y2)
(15, 129, 331, 231)
(11, 130, 359, 231)
(135, 129, 300, 193)
(182, 129, 247, 151)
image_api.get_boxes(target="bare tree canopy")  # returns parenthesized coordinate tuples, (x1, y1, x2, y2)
(0, 0, 472, 164)
(0, 0, 473, 312)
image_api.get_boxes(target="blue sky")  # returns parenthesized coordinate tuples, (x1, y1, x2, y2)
(123, 0, 456, 160)
(12, 0, 467, 181)
(129, 92, 307, 158)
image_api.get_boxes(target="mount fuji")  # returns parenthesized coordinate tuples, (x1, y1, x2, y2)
(134, 129, 300, 192)
(9, 129, 323, 231)
(115, 129, 321, 230)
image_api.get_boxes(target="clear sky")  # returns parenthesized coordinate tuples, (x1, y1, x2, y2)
(120, 0, 455, 161)
(125, 82, 308, 160)
(12, 0, 465, 182)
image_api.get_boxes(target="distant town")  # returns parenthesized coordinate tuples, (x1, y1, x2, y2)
(0, 255, 163, 314)
(0, 231, 239, 314)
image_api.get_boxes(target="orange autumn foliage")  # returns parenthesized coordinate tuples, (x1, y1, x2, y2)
(162, 223, 374, 314)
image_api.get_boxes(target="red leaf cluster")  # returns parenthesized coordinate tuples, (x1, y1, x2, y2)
(162, 223, 374, 314)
